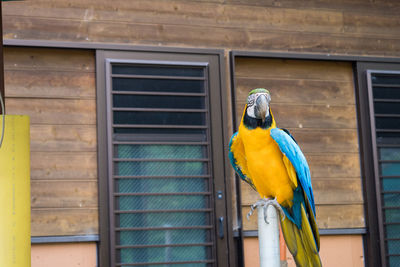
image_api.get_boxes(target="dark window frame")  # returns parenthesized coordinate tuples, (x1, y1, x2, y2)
(96, 49, 235, 267)
(356, 63, 400, 267)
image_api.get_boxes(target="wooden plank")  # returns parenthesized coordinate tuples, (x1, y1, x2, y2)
(5, 0, 400, 15)
(198, 0, 400, 14)
(236, 102, 357, 129)
(5, 0, 400, 38)
(307, 153, 361, 179)
(31, 180, 98, 209)
(4, 70, 95, 99)
(5, 98, 96, 125)
(31, 208, 98, 236)
(31, 152, 97, 180)
(235, 58, 354, 81)
(3, 16, 90, 42)
(2, 0, 344, 34)
(236, 78, 355, 106)
(284, 129, 359, 153)
(242, 204, 365, 231)
(312, 179, 363, 205)
(96, 2, 343, 34)
(228, 28, 400, 56)
(315, 204, 365, 229)
(4, 47, 95, 72)
(343, 11, 400, 37)
(241, 178, 363, 206)
(30, 124, 96, 152)
(4, 15, 400, 57)
(2, 0, 88, 19)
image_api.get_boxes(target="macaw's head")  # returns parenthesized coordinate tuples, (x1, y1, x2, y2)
(243, 88, 273, 129)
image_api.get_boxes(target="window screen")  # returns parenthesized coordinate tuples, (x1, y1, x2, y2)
(368, 71, 400, 267)
(108, 62, 215, 266)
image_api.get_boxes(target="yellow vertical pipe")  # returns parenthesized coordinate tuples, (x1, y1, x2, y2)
(0, 115, 30, 267)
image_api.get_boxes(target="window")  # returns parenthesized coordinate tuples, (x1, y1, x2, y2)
(367, 70, 400, 267)
(357, 63, 400, 267)
(97, 50, 233, 267)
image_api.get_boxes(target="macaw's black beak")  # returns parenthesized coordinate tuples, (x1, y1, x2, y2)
(255, 94, 268, 123)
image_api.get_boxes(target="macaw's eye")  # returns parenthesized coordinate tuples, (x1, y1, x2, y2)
(248, 99, 255, 107)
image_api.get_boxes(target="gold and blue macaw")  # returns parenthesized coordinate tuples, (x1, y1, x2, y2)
(229, 88, 322, 267)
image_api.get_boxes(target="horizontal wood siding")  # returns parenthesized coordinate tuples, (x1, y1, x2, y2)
(242, 204, 365, 230)
(4, 47, 98, 236)
(234, 58, 364, 230)
(3, 0, 400, 56)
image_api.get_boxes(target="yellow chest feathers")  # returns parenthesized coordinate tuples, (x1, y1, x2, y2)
(238, 124, 294, 205)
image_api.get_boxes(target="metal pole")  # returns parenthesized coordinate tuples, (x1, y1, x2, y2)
(258, 204, 280, 267)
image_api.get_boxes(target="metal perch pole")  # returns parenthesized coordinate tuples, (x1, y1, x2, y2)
(258, 204, 280, 267)
(248, 199, 281, 267)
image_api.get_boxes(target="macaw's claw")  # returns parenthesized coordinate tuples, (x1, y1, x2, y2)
(246, 197, 285, 223)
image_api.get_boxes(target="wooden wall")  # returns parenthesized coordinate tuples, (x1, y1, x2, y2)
(3, 0, 394, 237)
(3, 0, 400, 57)
(234, 58, 364, 230)
(4, 47, 98, 236)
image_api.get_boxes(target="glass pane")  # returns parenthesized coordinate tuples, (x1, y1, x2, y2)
(375, 117, 400, 130)
(381, 163, 400, 176)
(386, 224, 400, 239)
(112, 64, 204, 77)
(113, 94, 205, 109)
(374, 102, 400, 115)
(372, 74, 400, 85)
(115, 143, 212, 264)
(118, 212, 209, 228)
(389, 256, 400, 267)
(373, 87, 400, 99)
(113, 111, 206, 126)
(380, 148, 400, 161)
(119, 229, 208, 246)
(118, 179, 207, 193)
(383, 193, 400, 209)
(382, 179, 400, 192)
(118, 195, 207, 211)
(115, 145, 206, 159)
(387, 240, 400, 255)
(119, 246, 208, 264)
(115, 162, 207, 176)
(384, 208, 400, 223)
(112, 78, 204, 93)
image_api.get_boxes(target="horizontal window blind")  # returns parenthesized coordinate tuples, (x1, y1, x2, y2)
(107, 62, 216, 267)
(369, 71, 400, 267)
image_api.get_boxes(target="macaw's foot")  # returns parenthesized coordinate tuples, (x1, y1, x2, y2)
(246, 197, 285, 224)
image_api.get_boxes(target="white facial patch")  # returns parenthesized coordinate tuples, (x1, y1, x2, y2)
(246, 93, 271, 119)
(246, 103, 256, 118)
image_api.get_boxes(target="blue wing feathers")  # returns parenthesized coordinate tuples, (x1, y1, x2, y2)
(270, 128, 316, 216)
(228, 132, 245, 180)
